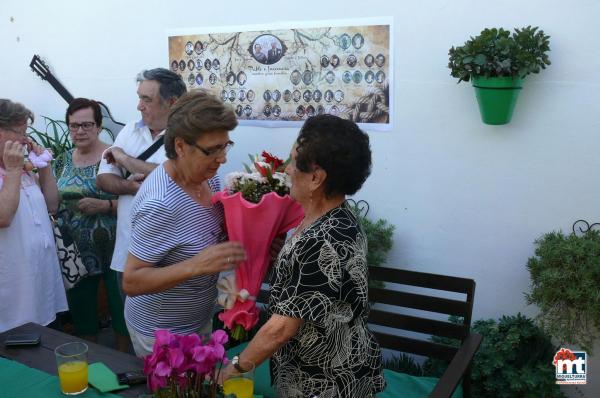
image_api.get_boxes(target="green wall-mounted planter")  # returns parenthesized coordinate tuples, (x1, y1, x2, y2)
(472, 76, 523, 125)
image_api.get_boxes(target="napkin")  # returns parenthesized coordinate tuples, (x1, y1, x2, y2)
(88, 362, 129, 393)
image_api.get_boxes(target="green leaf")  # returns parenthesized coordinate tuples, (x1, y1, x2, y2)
(424, 314, 565, 397)
(526, 229, 600, 354)
(473, 54, 486, 65)
(448, 26, 550, 82)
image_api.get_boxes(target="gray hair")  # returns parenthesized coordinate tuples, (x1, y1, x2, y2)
(0, 99, 34, 129)
(164, 90, 238, 160)
(136, 68, 187, 102)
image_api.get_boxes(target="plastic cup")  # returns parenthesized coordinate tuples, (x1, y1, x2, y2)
(223, 359, 255, 398)
(55, 342, 88, 395)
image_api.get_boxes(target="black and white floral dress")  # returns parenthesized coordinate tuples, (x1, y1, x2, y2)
(269, 204, 386, 398)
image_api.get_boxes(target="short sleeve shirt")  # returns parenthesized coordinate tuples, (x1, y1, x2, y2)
(269, 204, 386, 398)
(124, 164, 226, 337)
(97, 120, 167, 272)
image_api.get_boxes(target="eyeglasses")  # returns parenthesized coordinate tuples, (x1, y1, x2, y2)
(189, 140, 235, 157)
(68, 122, 96, 132)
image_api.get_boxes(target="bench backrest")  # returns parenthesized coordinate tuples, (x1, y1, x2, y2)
(258, 265, 476, 363)
(368, 266, 476, 362)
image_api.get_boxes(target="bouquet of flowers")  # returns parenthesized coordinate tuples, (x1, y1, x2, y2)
(224, 151, 289, 203)
(143, 329, 231, 398)
(213, 151, 304, 340)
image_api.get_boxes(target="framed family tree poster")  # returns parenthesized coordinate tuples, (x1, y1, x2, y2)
(167, 17, 393, 130)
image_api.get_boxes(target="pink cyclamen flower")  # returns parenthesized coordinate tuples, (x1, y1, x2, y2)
(143, 329, 230, 393)
(168, 347, 185, 370)
(191, 345, 211, 363)
(154, 329, 175, 348)
(154, 360, 172, 377)
(179, 333, 202, 354)
(148, 373, 168, 391)
(211, 329, 229, 345)
(209, 343, 225, 362)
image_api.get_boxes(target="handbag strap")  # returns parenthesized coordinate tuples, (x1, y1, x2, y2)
(124, 135, 164, 178)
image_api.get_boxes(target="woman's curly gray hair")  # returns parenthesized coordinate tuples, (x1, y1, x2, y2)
(0, 99, 34, 129)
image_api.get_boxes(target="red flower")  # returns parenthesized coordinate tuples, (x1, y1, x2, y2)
(261, 151, 284, 171)
(254, 161, 270, 178)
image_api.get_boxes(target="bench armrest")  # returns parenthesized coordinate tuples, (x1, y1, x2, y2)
(428, 332, 482, 398)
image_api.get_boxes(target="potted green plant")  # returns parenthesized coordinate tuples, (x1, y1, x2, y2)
(424, 314, 565, 398)
(346, 199, 395, 288)
(526, 230, 600, 354)
(448, 26, 551, 125)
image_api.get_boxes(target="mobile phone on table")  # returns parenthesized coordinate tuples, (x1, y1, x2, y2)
(117, 370, 147, 385)
(4, 333, 42, 347)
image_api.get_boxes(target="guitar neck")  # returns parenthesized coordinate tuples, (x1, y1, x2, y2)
(29, 54, 125, 134)
(45, 74, 74, 104)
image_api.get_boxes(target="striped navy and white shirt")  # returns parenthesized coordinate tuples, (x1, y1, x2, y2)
(124, 164, 225, 337)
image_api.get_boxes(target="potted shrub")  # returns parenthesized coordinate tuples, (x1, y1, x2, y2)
(424, 314, 565, 398)
(526, 230, 600, 354)
(346, 199, 395, 288)
(448, 26, 551, 125)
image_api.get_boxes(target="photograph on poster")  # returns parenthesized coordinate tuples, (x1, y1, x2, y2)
(168, 17, 392, 128)
(194, 40, 204, 55)
(272, 90, 281, 102)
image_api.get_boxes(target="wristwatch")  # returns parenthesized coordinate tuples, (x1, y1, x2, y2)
(231, 355, 248, 373)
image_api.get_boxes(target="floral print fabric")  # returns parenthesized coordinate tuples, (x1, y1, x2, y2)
(54, 150, 117, 276)
(269, 204, 386, 398)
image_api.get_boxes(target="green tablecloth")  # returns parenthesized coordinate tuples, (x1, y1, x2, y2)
(0, 357, 264, 398)
(226, 343, 463, 398)
(377, 369, 463, 398)
(0, 357, 119, 398)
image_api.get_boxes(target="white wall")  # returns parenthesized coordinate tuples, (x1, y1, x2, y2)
(2, 0, 600, 366)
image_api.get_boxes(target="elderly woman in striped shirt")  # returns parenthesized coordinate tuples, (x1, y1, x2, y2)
(123, 91, 246, 357)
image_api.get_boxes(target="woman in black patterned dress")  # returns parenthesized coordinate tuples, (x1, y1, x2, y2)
(223, 115, 386, 397)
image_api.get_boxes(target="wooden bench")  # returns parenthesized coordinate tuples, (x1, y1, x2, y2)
(256, 265, 482, 398)
(368, 266, 482, 398)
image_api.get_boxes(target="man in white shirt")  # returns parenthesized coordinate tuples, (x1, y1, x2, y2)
(97, 68, 186, 298)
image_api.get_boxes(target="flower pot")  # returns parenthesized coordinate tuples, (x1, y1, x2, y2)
(471, 76, 523, 125)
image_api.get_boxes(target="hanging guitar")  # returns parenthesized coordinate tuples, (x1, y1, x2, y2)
(29, 54, 125, 135)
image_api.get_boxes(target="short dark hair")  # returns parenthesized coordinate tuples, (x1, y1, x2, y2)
(0, 99, 34, 129)
(164, 90, 238, 160)
(136, 68, 187, 103)
(295, 114, 372, 197)
(65, 98, 102, 127)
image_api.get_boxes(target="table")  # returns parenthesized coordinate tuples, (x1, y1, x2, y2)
(0, 322, 147, 397)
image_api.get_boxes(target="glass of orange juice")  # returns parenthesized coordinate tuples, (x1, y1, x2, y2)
(55, 342, 88, 395)
(223, 359, 255, 398)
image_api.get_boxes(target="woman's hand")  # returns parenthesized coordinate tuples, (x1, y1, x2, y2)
(217, 363, 236, 386)
(188, 241, 247, 276)
(124, 242, 247, 296)
(28, 139, 47, 156)
(125, 173, 145, 195)
(2, 140, 25, 172)
(77, 198, 110, 215)
(103, 146, 127, 166)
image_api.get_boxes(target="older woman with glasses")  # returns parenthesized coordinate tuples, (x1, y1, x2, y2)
(0, 99, 67, 333)
(123, 90, 246, 357)
(53, 98, 130, 351)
